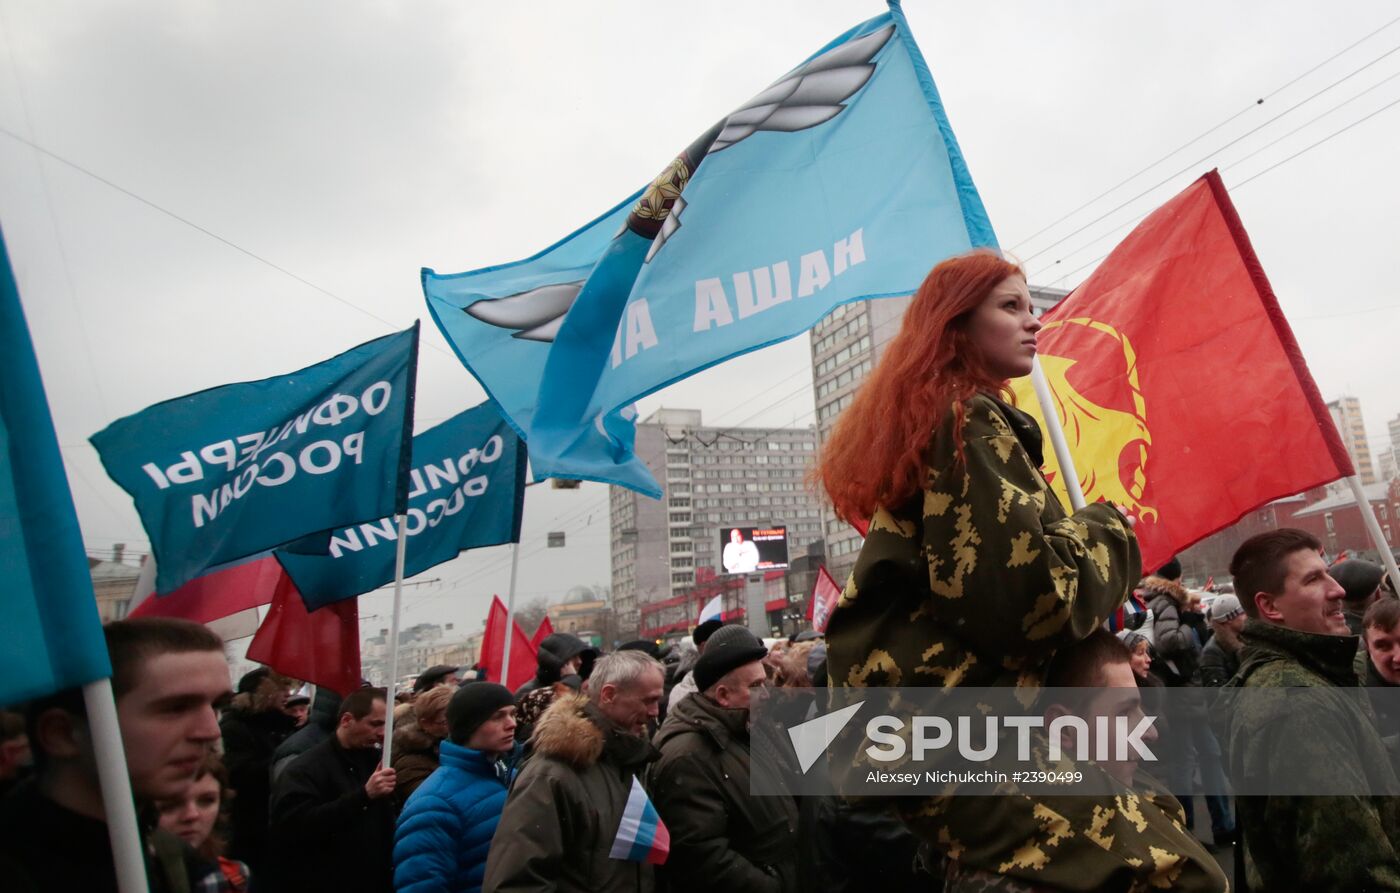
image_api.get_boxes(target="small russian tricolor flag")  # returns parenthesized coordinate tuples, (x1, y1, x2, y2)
(698, 594, 722, 625)
(609, 776, 670, 865)
(1106, 591, 1146, 633)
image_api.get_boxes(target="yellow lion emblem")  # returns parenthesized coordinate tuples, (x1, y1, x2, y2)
(1011, 318, 1157, 522)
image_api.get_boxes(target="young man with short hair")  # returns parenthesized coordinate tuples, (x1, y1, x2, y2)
(1363, 596, 1400, 745)
(0, 616, 232, 893)
(392, 682, 517, 893)
(1219, 528, 1400, 891)
(267, 687, 397, 893)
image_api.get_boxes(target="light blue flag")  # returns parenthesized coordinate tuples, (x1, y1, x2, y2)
(277, 401, 526, 610)
(425, 2, 995, 496)
(91, 325, 419, 594)
(0, 226, 113, 706)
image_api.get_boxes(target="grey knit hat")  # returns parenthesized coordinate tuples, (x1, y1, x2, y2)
(1208, 594, 1244, 624)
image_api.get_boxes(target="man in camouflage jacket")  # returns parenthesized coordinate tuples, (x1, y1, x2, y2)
(826, 395, 1227, 892)
(1216, 529, 1400, 892)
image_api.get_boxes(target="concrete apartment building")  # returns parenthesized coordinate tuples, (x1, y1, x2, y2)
(609, 408, 822, 638)
(1328, 396, 1375, 485)
(810, 285, 1067, 583)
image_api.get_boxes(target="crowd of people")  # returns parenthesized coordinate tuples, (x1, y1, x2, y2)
(7, 251, 1400, 891)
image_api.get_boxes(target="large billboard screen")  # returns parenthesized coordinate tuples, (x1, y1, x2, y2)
(719, 525, 789, 575)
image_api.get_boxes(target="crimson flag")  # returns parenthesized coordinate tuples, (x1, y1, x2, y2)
(1010, 170, 1353, 572)
(809, 565, 842, 634)
(480, 596, 538, 691)
(246, 578, 360, 695)
(530, 616, 555, 651)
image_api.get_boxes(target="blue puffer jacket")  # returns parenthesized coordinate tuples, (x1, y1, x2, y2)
(393, 740, 509, 893)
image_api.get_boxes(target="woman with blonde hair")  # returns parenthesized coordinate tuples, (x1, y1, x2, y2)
(816, 250, 1226, 891)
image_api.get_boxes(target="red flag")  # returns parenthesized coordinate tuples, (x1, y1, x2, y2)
(246, 578, 360, 695)
(128, 554, 284, 624)
(1011, 170, 1353, 571)
(809, 565, 842, 634)
(480, 596, 538, 691)
(530, 616, 555, 650)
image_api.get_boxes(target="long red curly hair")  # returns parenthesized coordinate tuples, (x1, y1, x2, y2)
(817, 250, 1025, 522)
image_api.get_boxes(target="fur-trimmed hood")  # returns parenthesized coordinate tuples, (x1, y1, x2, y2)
(1138, 575, 1191, 607)
(392, 719, 440, 758)
(531, 693, 655, 770)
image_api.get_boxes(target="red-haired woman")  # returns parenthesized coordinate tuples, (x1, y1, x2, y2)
(817, 251, 1226, 892)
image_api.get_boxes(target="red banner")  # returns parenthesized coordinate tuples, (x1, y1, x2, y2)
(246, 580, 360, 695)
(1011, 170, 1352, 571)
(809, 565, 842, 634)
(529, 616, 555, 651)
(480, 596, 539, 691)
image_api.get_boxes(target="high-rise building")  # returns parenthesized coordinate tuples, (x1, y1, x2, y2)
(810, 285, 1067, 583)
(1327, 396, 1375, 485)
(609, 409, 822, 639)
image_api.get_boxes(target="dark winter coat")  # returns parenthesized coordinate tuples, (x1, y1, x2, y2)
(798, 796, 935, 892)
(392, 740, 509, 893)
(650, 692, 799, 893)
(391, 721, 442, 813)
(219, 704, 297, 872)
(1367, 655, 1400, 756)
(0, 779, 204, 893)
(1216, 619, 1400, 891)
(1198, 635, 1241, 688)
(482, 693, 657, 893)
(265, 735, 396, 893)
(1141, 576, 1202, 685)
(270, 687, 343, 784)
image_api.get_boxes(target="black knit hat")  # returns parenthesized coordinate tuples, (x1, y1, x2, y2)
(413, 665, 459, 693)
(693, 618, 724, 647)
(236, 667, 271, 695)
(446, 682, 516, 744)
(1331, 559, 1385, 602)
(1156, 557, 1183, 581)
(693, 625, 768, 693)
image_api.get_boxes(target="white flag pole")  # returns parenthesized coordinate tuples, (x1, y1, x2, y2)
(501, 542, 522, 687)
(380, 512, 409, 768)
(82, 677, 149, 893)
(1345, 477, 1400, 595)
(1029, 356, 1087, 512)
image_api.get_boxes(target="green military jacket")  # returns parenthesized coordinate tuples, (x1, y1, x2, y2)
(826, 394, 1227, 892)
(1217, 619, 1400, 892)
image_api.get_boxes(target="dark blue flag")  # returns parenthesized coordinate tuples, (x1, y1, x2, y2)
(91, 325, 419, 594)
(277, 401, 526, 610)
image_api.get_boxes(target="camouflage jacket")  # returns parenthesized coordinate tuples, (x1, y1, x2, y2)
(1217, 619, 1400, 892)
(826, 395, 1226, 892)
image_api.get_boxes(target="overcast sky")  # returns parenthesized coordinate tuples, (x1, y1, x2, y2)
(4, 1, 1400, 643)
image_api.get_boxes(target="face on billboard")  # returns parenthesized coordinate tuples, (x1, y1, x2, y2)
(720, 525, 788, 574)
